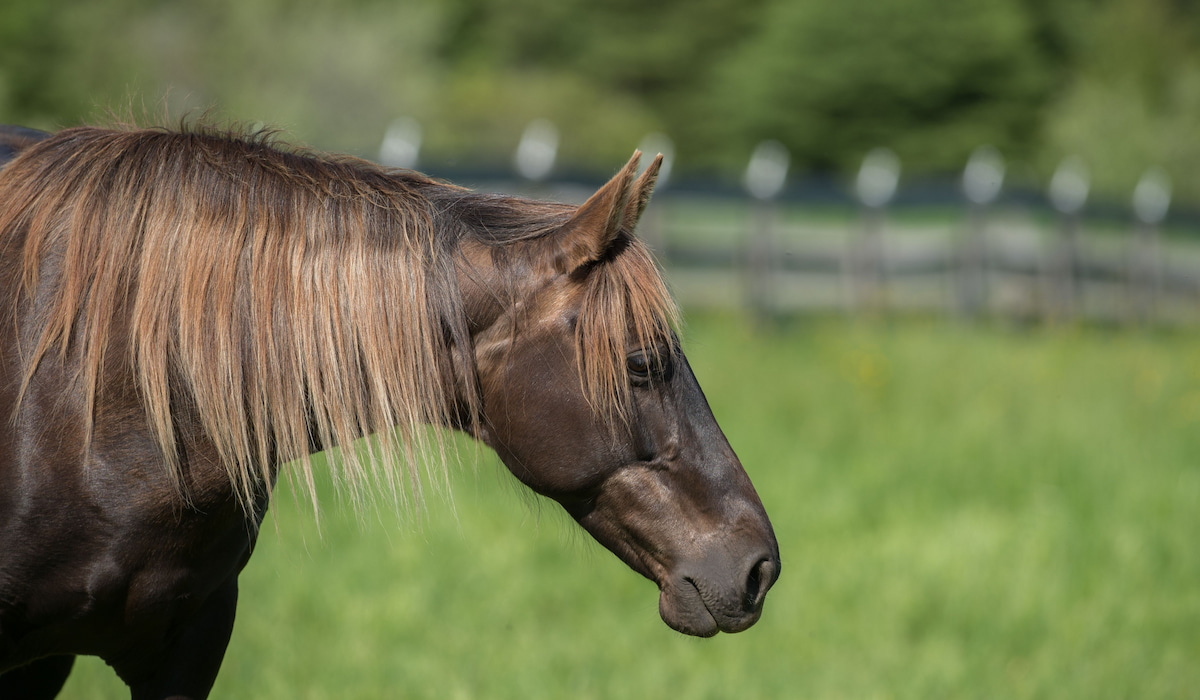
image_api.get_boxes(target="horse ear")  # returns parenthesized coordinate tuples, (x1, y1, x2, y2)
(555, 151, 641, 273)
(622, 153, 664, 232)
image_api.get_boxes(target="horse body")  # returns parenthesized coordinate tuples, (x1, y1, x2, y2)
(0, 126, 779, 699)
(0, 201, 262, 696)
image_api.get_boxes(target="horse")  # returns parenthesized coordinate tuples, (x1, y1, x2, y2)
(0, 124, 780, 699)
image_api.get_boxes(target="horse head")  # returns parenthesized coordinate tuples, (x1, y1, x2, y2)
(460, 154, 781, 636)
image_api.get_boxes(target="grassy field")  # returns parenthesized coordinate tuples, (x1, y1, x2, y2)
(60, 313, 1200, 699)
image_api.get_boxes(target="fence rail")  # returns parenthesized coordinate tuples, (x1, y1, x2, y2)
(404, 122, 1200, 325)
(640, 195, 1200, 326)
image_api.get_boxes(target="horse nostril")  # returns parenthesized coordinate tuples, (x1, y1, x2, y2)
(743, 556, 778, 611)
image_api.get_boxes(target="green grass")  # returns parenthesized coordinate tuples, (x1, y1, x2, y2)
(60, 314, 1200, 699)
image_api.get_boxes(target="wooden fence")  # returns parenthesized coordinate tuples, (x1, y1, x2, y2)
(636, 194, 1200, 326)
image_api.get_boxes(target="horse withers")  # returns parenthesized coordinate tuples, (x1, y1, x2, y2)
(0, 125, 779, 699)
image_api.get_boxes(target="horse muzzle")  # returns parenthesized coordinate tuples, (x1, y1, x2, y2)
(563, 459, 783, 637)
(658, 548, 781, 637)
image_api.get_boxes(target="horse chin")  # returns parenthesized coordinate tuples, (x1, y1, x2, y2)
(657, 577, 763, 637)
(658, 580, 719, 637)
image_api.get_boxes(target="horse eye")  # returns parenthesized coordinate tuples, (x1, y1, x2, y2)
(626, 352, 652, 379)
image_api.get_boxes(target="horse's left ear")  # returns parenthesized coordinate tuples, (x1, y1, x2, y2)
(555, 151, 641, 273)
(622, 152, 664, 232)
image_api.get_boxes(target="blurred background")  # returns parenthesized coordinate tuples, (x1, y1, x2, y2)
(0, 0, 1195, 188)
(6, 0, 1200, 192)
(6, 0, 1197, 697)
(7, 0, 1200, 322)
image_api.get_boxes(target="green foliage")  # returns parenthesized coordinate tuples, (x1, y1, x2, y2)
(418, 66, 659, 168)
(116, 0, 449, 157)
(4, 0, 1200, 199)
(0, 0, 69, 122)
(58, 315, 1200, 699)
(703, 0, 1054, 172)
(0, 0, 146, 128)
(435, 0, 765, 170)
(1040, 0, 1200, 202)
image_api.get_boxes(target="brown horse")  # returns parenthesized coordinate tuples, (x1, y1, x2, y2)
(0, 125, 779, 699)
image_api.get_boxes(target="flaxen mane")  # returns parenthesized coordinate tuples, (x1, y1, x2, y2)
(0, 124, 677, 513)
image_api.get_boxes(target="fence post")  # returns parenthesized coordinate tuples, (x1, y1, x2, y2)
(379, 117, 422, 170)
(958, 146, 1004, 317)
(1046, 156, 1089, 322)
(851, 148, 900, 315)
(1129, 167, 1170, 324)
(743, 140, 790, 325)
(514, 119, 559, 194)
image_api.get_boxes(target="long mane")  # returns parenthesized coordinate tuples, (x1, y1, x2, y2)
(0, 124, 678, 514)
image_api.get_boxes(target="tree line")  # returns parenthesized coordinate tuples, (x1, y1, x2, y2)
(3, 0, 1199, 203)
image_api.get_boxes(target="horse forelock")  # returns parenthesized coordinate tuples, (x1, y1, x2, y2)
(573, 234, 680, 422)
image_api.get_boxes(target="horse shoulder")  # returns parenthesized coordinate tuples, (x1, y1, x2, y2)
(0, 312, 260, 672)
